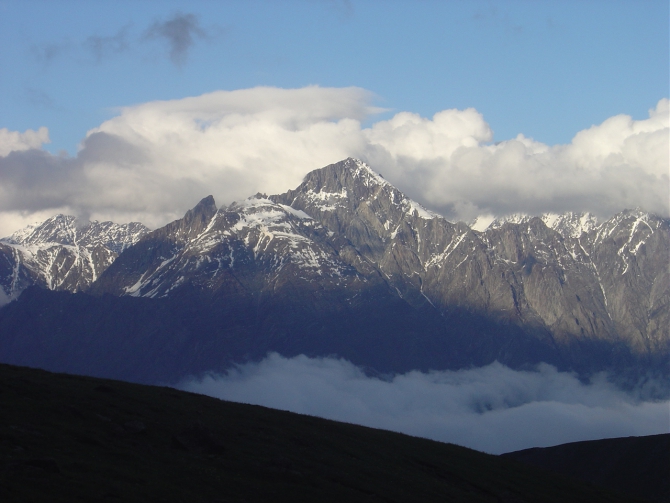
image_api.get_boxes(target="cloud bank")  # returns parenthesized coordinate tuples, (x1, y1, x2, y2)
(179, 354, 670, 455)
(0, 86, 667, 236)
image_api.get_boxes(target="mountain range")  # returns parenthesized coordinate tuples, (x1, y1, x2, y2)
(0, 158, 667, 387)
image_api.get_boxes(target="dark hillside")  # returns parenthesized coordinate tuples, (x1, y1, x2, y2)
(0, 363, 645, 503)
(503, 434, 670, 503)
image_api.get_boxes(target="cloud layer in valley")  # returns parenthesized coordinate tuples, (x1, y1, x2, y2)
(0, 86, 667, 236)
(179, 354, 670, 455)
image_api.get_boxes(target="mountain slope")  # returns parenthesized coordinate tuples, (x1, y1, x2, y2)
(92, 193, 376, 301)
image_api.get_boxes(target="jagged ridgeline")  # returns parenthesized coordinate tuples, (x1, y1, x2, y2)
(0, 216, 148, 296)
(0, 158, 668, 386)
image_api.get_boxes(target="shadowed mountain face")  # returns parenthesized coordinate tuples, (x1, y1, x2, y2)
(0, 158, 667, 385)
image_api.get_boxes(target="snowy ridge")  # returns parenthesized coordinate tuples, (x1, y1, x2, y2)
(484, 212, 600, 239)
(2, 223, 39, 245)
(302, 186, 349, 213)
(120, 195, 352, 298)
(295, 158, 437, 220)
(542, 213, 600, 239)
(0, 215, 149, 298)
(349, 158, 438, 220)
(589, 209, 666, 276)
(2, 214, 148, 250)
(347, 157, 392, 188)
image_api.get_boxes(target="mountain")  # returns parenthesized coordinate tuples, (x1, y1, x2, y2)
(0, 362, 648, 503)
(0, 215, 148, 301)
(275, 160, 668, 360)
(0, 158, 667, 386)
(487, 211, 601, 238)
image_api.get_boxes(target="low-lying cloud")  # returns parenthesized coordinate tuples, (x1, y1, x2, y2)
(179, 354, 670, 454)
(0, 86, 667, 236)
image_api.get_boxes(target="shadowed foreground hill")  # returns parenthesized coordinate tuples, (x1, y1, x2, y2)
(503, 434, 670, 503)
(0, 363, 648, 502)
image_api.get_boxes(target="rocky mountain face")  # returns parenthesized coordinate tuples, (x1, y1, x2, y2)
(0, 215, 148, 300)
(92, 194, 376, 301)
(273, 159, 668, 362)
(0, 158, 667, 385)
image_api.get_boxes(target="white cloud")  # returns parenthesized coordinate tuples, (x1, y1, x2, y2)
(0, 127, 50, 157)
(179, 354, 670, 454)
(68, 86, 377, 228)
(363, 98, 669, 220)
(364, 108, 493, 159)
(0, 87, 667, 237)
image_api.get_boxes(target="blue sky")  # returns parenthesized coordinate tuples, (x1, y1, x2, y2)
(2, 0, 668, 153)
(0, 0, 667, 235)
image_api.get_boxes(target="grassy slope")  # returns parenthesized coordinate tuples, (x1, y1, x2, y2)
(0, 363, 644, 503)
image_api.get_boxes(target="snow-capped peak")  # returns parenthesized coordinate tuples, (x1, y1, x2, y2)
(2, 214, 78, 246)
(344, 157, 392, 188)
(2, 214, 149, 251)
(482, 211, 601, 239)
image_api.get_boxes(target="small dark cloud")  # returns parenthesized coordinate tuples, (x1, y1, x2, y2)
(84, 25, 131, 63)
(143, 12, 208, 67)
(29, 15, 219, 70)
(471, 5, 523, 36)
(30, 40, 70, 64)
(472, 6, 496, 22)
(24, 86, 55, 109)
(325, 0, 354, 22)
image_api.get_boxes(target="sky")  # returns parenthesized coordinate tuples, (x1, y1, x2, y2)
(0, 0, 668, 236)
